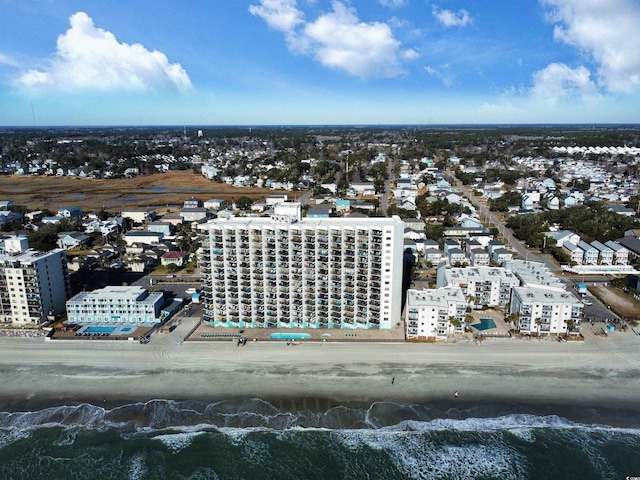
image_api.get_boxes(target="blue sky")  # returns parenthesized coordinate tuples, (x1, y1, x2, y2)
(1, 0, 640, 125)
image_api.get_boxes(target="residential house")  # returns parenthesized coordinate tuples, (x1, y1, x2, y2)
(161, 251, 188, 267)
(447, 247, 467, 266)
(335, 199, 351, 212)
(604, 240, 629, 265)
(57, 231, 91, 250)
(546, 230, 580, 248)
(180, 207, 209, 223)
(58, 206, 83, 218)
(609, 205, 635, 216)
(578, 240, 598, 265)
(161, 214, 184, 226)
(265, 194, 288, 206)
(591, 240, 613, 265)
(521, 191, 540, 210)
(465, 240, 482, 255)
(216, 209, 235, 220)
(350, 183, 376, 196)
(41, 216, 63, 224)
(470, 248, 490, 267)
(487, 240, 506, 255)
(123, 231, 163, 246)
(563, 242, 584, 264)
(459, 216, 485, 229)
(492, 248, 513, 265)
(307, 206, 332, 218)
(122, 208, 156, 224)
(444, 239, 461, 255)
(0, 211, 23, 224)
(148, 221, 173, 236)
(183, 197, 203, 209)
(204, 198, 226, 210)
(615, 236, 640, 260)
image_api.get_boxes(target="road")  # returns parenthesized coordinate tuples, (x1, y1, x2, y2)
(447, 169, 558, 271)
(380, 155, 397, 216)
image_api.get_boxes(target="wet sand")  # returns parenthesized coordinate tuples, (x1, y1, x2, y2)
(1, 329, 640, 413)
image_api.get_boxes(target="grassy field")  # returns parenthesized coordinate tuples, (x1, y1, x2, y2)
(0, 171, 288, 212)
(591, 285, 640, 321)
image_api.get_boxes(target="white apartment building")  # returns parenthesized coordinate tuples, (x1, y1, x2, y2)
(506, 259, 567, 290)
(66, 286, 164, 325)
(510, 287, 583, 335)
(0, 248, 71, 326)
(436, 265, 519, 308)
(198, 203, 404, 329)
(405, 287, 467, 341)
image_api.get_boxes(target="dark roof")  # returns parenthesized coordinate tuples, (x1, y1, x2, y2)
(616, 236, 640, 256)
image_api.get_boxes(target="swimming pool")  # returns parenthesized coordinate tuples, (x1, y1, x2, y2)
(269, 332, 311, 340)
(84, 326, 116, 334)
(472, 318, 496, 331)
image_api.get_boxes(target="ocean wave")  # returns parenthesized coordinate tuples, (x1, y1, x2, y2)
(1, 398, 640, 449)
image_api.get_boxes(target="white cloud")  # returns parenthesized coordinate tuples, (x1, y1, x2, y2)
(432, 6, 473, 28)
(0, 53, 20, 67)
(17, 12, 191, 91)
(541, 0, 640, 92)
(249, 0, 304, 32)
(379, 0, 408, 8)
(424, 64, 454, 87)
(250, 0, 416, 78)
(530, 62, 598, 100)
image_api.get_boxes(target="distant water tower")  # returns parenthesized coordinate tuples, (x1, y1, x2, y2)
(197, 130, 203, 138)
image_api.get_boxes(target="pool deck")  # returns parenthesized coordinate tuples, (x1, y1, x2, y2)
(49, 324, 153, 341)
(467, 309, 513, 336)
(188, 320, 407, 343)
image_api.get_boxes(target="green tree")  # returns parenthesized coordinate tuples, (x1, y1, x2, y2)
(235, 196, 253, 210)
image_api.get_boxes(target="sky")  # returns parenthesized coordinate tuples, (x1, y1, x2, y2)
(1, 0, 640, 126)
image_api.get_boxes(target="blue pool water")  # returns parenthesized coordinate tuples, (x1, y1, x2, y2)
(472, 318, 496, 331)
(120, 327, 135, 333)
(269, 332, 311, 340)
(84, 326, 116, 334)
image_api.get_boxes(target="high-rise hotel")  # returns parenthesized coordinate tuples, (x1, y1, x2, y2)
(198, 203, 404, 329)
(0, 235, 71, 327)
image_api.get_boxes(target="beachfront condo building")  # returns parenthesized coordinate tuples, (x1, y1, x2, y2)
(66, 286, 164, 325)
(0, 246, 72, 327)
(198, 203, 404, 329)
(510, 286, 583, 335)
(436, 265, 520, 308)
(405, 287, 468, 341)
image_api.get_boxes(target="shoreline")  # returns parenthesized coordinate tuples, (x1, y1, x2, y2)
(2, 335, 640, 424)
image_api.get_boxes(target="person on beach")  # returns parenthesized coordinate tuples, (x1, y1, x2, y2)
(391, 377, 395, 385)
(454, 391, 458, 398)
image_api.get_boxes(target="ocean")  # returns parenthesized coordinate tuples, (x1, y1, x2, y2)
(1, 398, 639, 480)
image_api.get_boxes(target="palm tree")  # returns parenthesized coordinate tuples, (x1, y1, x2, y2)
(535, 317, 543, 335)
(449, 316, 461, 334)
(565, 318, 575, 333)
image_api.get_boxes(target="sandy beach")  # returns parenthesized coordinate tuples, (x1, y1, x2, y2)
(2, 325, 640, 413)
